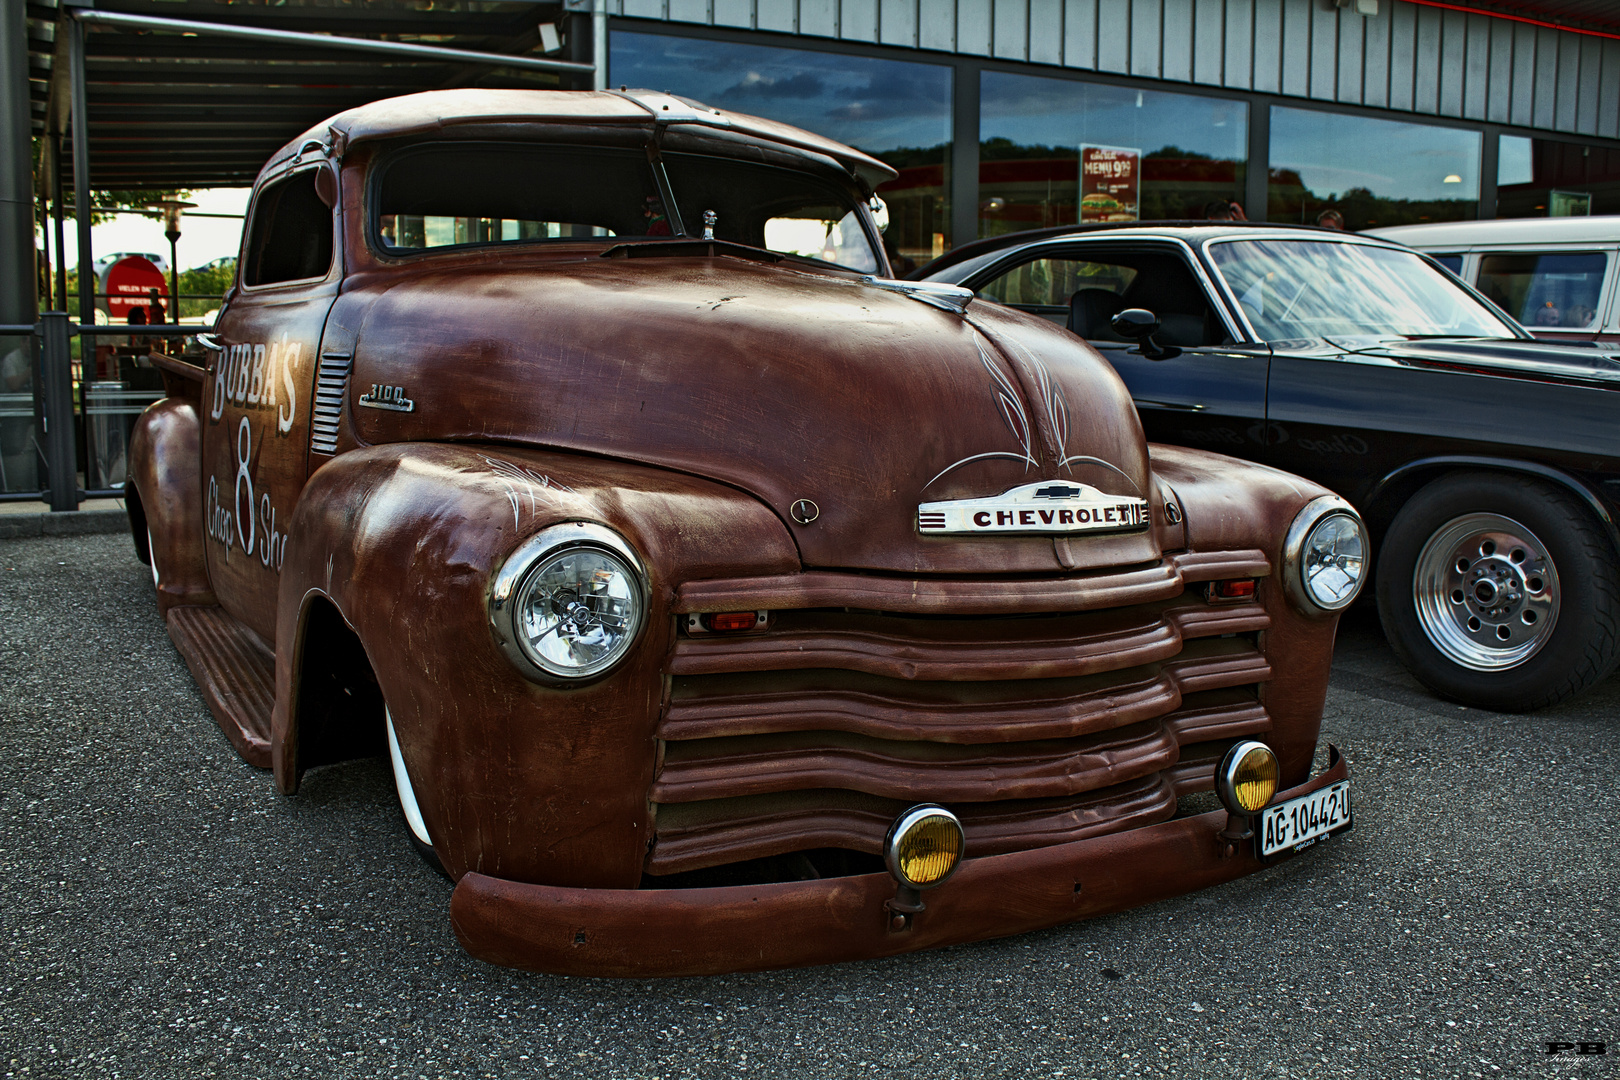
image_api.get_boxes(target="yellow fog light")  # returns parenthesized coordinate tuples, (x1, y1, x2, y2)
(1216, 741, 1280, 817)
(884, 805, 964, 889)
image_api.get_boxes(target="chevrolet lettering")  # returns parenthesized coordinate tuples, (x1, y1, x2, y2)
(918, 481, 1149, 535)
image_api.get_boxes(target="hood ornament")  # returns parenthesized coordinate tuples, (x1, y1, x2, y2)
(918, 480, 1149, 536)
(860, 277, 973, 315)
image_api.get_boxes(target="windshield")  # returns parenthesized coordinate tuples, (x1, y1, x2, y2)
(375, 142, 880, 273)
(1207, 239, 1519, 341)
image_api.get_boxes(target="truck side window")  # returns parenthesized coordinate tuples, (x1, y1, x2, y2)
(244, 170, 334, 287)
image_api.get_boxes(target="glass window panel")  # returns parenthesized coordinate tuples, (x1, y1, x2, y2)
(978, 71, 1247, 238)
(610, 31, 951, 271)
(0, 334, 38, 493)
(1495, 136, 1620, 218)
(1208, 239, 1515, 340)
(1499, 135, 1535, 187)
(1477, 253, 1608, 330)
(1433, 254, 1464, 274)
(1268, 107, 1481, 229)
(979, 258, 1137, 308)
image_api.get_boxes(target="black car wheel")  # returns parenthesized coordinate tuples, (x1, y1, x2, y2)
(1377, 472, 1620, 711)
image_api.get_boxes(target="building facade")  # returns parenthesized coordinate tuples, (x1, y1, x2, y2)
(600, 0, 1620, 268)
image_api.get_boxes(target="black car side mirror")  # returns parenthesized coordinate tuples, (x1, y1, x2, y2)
(1110, 308, 1182, 360)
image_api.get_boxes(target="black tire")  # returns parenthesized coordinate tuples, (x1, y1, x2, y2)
(1376, 471, 1620, 711)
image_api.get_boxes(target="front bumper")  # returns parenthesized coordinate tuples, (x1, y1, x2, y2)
(449, 746, 1350, 978)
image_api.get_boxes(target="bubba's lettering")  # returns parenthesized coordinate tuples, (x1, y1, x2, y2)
(211, 333, 301, 434)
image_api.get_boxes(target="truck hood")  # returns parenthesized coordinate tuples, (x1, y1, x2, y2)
(346, 255, 1160, 575)
(1322, 335, 1620, 386)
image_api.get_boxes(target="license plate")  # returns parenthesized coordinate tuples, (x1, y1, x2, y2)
(1259, 781, 1351, 857)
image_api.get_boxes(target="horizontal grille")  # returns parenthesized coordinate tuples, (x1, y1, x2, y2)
(310, 352, 350, 455)
(648, 553, 1275, 878)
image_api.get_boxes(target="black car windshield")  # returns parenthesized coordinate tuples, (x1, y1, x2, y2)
(1207, 238, 1518, 341)
(375, 142, 880, 273)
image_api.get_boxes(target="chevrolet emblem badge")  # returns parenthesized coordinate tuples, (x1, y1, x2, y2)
(918, 480, 1149, 536)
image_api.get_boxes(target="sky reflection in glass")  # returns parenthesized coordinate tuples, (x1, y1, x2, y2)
(609, 32, 951, 156)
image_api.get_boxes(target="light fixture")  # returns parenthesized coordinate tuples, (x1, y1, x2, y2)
(1281, 496, 1368, 615)
(882, 805, 965, 930)
(488, 523, 648, 683)
(1443, 174, 1463, 184)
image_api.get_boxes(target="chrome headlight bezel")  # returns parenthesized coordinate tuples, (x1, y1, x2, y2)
(488, 522, 648, 684)
(1282, 496, 1368, 615)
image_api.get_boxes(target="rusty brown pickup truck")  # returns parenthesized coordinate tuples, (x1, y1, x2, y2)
(128, 88, 1364, 977)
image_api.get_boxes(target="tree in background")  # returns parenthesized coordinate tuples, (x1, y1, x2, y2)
(177, 259, 235, 319)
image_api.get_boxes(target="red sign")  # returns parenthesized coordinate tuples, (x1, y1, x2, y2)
(104, 257, 169, 323)
(1079, 145, 1141, 223)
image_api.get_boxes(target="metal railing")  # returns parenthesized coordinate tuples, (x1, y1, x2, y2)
(0, 315, 208, 512)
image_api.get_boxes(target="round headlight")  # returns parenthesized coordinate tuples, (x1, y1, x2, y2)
(490, 523, 646, 682)
(1215, 740, 1279, 816)
(1283, 496, 1368, 614)
(884, 805, 965, 890)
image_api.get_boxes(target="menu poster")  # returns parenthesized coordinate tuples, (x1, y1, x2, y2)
(1079, 144, 1141, 223)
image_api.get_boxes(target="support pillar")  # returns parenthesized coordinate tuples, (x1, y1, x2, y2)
(69, 14, 92, 328)
(950, 60, 980, 251)
(39, 311, 76, 511)
(0, 0, 38, 328)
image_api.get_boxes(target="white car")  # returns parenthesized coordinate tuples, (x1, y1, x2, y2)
(1367, 216, 1620, 347)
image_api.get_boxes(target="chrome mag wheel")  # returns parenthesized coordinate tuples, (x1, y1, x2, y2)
(1412, 512, 1560, 671)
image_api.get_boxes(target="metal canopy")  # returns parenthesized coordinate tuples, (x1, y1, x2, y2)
(26, 0, 595, 190)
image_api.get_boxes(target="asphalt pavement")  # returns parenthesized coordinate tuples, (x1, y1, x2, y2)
(1, 532, 1616, 1079)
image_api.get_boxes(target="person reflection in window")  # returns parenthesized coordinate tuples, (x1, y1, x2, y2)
(1204, 199, 1247, 222)
(1316, 209, 1345, 230)
(643, 195, 672, 237)
(1564, 304, 1595, 328)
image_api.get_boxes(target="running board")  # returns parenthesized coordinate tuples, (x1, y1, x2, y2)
(166, 605, 275, 768)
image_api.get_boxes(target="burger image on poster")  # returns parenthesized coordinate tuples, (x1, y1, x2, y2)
(1080, 144, 1141, 223)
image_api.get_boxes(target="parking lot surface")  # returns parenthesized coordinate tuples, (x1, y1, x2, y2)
(2, 532, 1616, 1079)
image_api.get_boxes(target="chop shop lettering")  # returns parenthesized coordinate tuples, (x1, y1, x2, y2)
(1080, 145, 1141, 223)
(205, 337, 299, 572)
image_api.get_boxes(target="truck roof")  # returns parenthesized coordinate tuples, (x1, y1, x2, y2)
(265, 88, 898, 190)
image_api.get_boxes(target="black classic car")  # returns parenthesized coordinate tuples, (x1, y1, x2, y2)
(914, 224, 1620, 711)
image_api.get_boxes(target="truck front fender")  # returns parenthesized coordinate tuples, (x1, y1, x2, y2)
(271, 442, 799, 889)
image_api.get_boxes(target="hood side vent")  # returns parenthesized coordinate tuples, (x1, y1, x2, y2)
(311, 352, 351, 455)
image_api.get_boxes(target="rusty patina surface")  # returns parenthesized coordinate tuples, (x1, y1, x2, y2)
(128, 88, 1356, 976)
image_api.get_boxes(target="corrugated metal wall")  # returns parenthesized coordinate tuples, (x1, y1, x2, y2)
(609, 0, 1620, 141)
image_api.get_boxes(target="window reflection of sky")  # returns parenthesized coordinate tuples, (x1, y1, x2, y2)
(609, 32, 951, 154)
(1209, 240, 1512, 339)
(1271, 107, 1481, 202)
(980, 72, 1246, 160)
